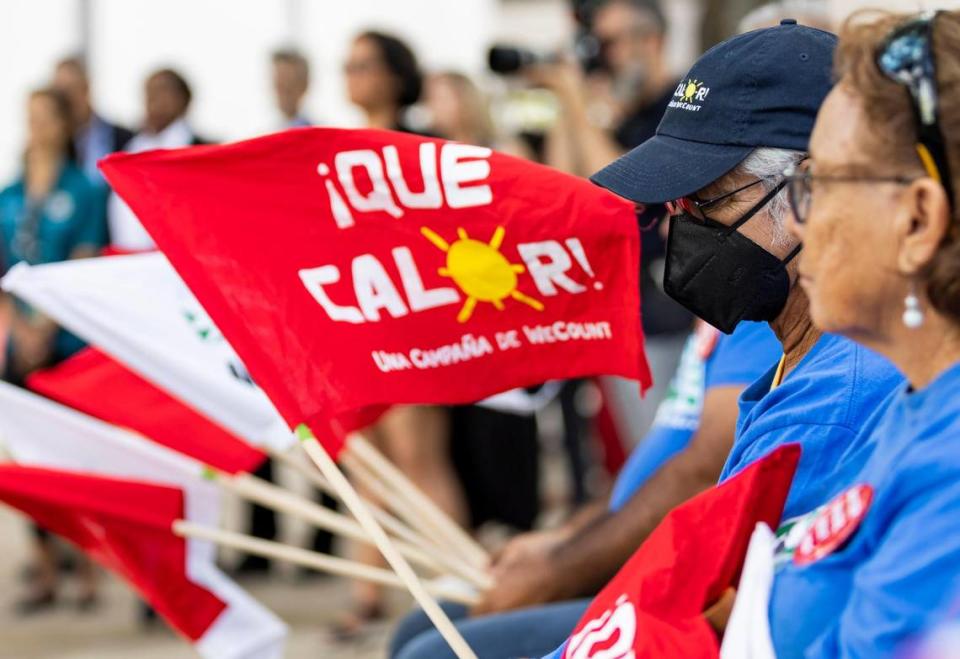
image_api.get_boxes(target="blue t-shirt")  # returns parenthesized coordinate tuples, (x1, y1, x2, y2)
(719, 333, 902, 519)
(769, 361, 960, 659)
(609, 321, 781, 511)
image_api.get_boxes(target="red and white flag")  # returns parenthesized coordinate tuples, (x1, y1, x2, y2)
(100, 128, 651, 455)
(28, 347, 267, 475)
(1, 253, 293, 452)
(0, 381, 288, 658)
(546, 444, 801, 659)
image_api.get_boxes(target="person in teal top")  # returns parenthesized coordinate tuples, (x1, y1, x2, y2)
(0, 87, 106, 387)
(762, 10, 960, 657)
(0, 88, 106, 616)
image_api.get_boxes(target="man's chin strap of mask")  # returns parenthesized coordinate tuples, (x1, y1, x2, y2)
(721, 179, 803, 266)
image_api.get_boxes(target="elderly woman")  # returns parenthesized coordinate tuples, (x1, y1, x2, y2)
(767, 9, 960, 657)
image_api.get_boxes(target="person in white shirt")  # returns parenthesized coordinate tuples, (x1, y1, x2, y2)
(106, 69, 207, 250)
(272, 49, 312, 128)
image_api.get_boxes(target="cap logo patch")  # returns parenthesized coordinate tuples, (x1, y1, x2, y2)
(670, 79, 710, 112)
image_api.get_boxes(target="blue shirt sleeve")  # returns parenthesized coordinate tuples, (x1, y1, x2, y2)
(609, 322, 780, 512)
(722, 422, 859, 517)
(808, 458, 960, 658)
(706, 321, 781, 388)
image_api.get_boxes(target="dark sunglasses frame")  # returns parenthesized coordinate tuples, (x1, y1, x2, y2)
(668, 177, 774, 218)
(877, 10, 954, 208)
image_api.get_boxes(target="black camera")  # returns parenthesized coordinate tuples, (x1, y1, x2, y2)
(487, 33, 604, 76)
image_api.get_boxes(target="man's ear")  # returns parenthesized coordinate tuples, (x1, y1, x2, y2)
(897, 179, 952, 276)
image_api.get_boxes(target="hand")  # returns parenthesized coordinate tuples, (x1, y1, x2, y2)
(472, 547, 558, 616)
(491, 528, 569, 572)
(703, 587, 737, 637)
(523, 60, 585, 103)
(471, 529, 570, 616)
(9, 318, 55, 373)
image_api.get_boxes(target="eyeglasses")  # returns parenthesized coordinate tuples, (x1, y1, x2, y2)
(666, 177, 772, 219)
(783, 161, 915, 224)
(343, 59, 383, 76)
(877, 10, 954, 209)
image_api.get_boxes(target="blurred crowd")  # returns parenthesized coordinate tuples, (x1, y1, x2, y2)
(8, 0, 960, 658)
(2, 0, 726, 635)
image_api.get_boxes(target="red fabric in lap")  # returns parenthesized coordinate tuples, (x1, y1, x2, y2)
(560, 444, 801, 658)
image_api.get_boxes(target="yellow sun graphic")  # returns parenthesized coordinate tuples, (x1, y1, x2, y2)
(421, 225, 544, 323)
(682, 80, 701, 102)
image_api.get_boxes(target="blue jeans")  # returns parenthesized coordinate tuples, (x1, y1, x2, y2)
(390, 599, 590, 659)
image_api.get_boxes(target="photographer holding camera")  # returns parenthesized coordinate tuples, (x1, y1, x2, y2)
(528, 0, 692, 439)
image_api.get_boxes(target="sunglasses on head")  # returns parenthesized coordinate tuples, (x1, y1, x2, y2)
(877, 10, 954, 208)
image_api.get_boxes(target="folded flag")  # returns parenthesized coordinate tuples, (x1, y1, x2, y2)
(99, 128, 651, 456)
(27, 347, 267, 474)
(719, 523, 778, 659)
(0, 381, 287, 658)
(546, 444, 800, 659)
(1, 252, 294, 452)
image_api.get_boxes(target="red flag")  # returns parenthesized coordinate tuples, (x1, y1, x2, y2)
(553, 444, 801, 659)
(28, 348, 266, 474)
(0, 465, 223, 638)
(100, 128, 650, 456)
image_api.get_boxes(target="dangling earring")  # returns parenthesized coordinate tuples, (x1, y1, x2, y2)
(903, 282, 925, 329)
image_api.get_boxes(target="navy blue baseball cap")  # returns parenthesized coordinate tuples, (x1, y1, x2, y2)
(591, 20, 838, 204)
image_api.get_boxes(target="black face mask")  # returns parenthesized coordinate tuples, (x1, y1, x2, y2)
(663, 182, 801, 334)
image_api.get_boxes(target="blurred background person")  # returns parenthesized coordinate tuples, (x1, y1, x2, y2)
(271, 48, 312, 128)
(51, 56, 133, 186)
(0, 87, 105, 614)
(424, 72, 494, 146)
(516, 0, 694, 447)
(344, 31, 426, 133)
(336, 31, 471, 638)
(423, 66, 543, 569)
(106, 68, 207, 251)
(245, 50, 320, 578)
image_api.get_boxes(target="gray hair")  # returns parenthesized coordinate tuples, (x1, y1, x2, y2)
(738, 0, 833, 33)
(732, 147, 805, 245)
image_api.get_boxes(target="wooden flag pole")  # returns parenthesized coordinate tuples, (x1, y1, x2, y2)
(298, 427, 477, 659)
(215, 468, 491, 589)
(341, 453, 494, 590)
(210, 468, 489, 586)
(274, 444, 490, 587)
(275, 445, 492, 590)
(268, 447, 434, 554)
(172, 520, 478, 606)
(346, 435, 490, 568)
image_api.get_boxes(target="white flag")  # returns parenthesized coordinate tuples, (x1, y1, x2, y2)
(2, 254, 293, 452)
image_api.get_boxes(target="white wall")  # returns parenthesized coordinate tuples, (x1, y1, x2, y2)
(0, 0, 82, 182)
(0, 0, 496, 182)
(5, 0, 960, 184)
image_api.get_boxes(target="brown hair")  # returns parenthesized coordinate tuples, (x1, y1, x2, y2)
(836, 10, 960, 322)
(430, 72, 495, 146)
(28, 87, 76, 159)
